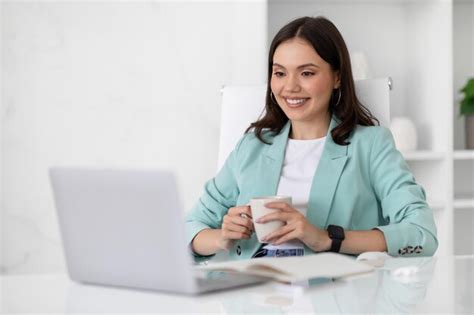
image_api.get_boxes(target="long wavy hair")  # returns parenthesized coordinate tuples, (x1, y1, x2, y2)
(246, 16, 378, 145)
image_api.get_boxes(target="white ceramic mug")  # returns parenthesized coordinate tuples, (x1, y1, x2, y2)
(250, 196, 292, 243)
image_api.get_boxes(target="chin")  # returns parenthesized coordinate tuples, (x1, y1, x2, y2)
(285, 110, 328, 124)
(285, 113, 308, 123)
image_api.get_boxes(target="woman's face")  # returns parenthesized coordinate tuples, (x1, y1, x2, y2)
(271, 38, 340, 124)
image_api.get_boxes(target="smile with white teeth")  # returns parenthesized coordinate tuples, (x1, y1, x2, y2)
(284, 98, 308, 107)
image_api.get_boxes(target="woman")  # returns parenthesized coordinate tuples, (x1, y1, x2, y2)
(186, 16, 438, 260)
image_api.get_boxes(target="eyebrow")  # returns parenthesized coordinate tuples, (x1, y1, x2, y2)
(272, 62, 320, 69)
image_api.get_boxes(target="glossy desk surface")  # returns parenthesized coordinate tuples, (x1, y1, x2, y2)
(1, 255, 473, 314)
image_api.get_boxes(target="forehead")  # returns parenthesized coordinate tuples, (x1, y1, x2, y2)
(273, 38, 325, 67)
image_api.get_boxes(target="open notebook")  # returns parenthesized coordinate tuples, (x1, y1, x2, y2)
(197, 252, 374, 283)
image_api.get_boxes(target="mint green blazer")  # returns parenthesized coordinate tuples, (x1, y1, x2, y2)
(186, 117, 438, 260)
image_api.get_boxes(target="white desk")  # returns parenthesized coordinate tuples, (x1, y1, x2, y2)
(1, 256, 473, 314)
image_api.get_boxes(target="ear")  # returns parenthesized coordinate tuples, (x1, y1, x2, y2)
(334, 71, 341, 89)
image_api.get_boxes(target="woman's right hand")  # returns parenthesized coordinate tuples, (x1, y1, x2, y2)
(218, 205, 254, 250)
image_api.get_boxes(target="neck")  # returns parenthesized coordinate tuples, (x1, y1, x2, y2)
(289, 112, 331, 140)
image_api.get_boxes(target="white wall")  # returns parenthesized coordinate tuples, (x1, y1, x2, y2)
(1, 1, 267, 274)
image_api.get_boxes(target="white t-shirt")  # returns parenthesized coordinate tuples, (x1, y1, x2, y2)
(263, 136, 327, 251)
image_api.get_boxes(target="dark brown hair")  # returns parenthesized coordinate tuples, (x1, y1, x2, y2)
(246, 16, 378, 145)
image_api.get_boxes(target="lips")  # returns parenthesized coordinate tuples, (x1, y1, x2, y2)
(284, 97, 309, 108)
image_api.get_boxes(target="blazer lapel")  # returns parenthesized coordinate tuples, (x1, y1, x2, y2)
(252, 122, 291, 197)
(306, 117, 348, 229)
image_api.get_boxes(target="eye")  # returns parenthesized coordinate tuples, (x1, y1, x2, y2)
(302, 71, 315, 77)
(273, 71, 285, 77)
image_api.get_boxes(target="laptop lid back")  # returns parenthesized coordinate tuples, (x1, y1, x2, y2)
(50, 168, 197, 294)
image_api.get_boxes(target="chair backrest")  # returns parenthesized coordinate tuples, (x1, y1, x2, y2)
(217, 77, 391, 170)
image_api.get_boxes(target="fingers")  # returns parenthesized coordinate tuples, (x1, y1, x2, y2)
(233, 216, 254, 232)
(228, 205, 252, 219)
(263, 224, 302, 245)
(222, 205, 255, 241)
(268, 230, 299, 245)
(262, 224, 293, 243)
(264, 202, 294, 212)
(223, 217, 251, 233)
(259, 215, 309, 245)
(224, 213, 253, 232)
(256, 211, 291, 224)
(222, 226, 251, 239)
(227, 205, 254, 231)
(255, 202, 295, 223)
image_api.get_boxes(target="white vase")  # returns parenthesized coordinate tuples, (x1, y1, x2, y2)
(390, 117, 418, 152)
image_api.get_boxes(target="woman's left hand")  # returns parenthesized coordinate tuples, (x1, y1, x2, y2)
(256, 202, 330, 252)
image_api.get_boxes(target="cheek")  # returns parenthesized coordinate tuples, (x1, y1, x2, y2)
(305, 78, 333, 98)
(270, 79, 280, 93)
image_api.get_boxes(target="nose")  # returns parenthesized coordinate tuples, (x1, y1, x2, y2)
(283, 74, 301, 93)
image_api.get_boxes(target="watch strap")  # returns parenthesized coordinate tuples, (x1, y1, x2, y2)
(329, 236, 343, 252)
(327, 224, 345, 253)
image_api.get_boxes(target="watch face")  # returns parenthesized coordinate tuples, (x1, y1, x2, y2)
(328, 225, 345, 240)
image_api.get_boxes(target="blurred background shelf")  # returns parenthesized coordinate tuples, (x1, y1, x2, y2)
(402, 151, 446, 161)
(453, 150, 474, 160)
(454, 199, 474, 209)
(454, 193, 474, 209)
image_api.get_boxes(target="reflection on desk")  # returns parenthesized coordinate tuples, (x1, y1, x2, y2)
(2, 256, 473, 314)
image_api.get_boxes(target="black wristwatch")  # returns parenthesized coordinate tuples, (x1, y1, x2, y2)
(327, 225, 345, 253)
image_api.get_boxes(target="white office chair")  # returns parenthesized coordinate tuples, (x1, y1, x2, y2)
(218, 77, 391, 170)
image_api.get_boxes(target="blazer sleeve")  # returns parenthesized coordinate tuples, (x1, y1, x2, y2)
(184, 135, 245, 254)
(370, 127, 438, 256)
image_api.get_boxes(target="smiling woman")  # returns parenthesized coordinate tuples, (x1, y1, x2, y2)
(271, 38, 338, 139)
(186, 16, 438, 261)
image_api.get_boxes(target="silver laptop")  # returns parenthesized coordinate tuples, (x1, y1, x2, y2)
(49, 167, 266, 294)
